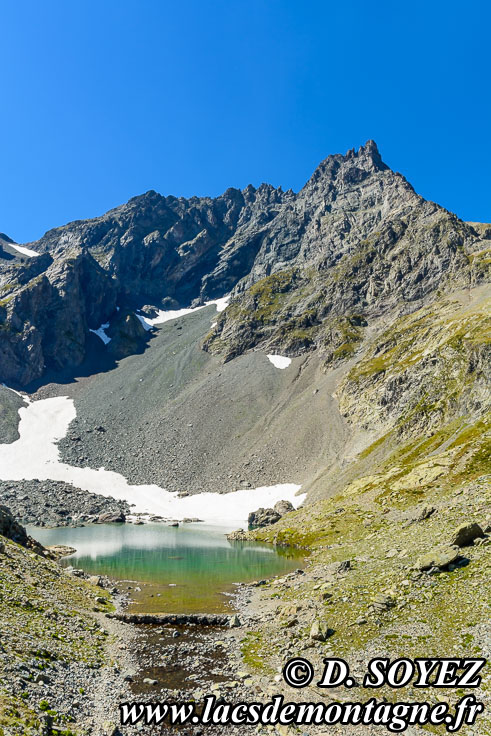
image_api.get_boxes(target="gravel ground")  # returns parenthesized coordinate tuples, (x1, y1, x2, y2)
(0, 479, 130, 527)
(33, 307, 348, 497)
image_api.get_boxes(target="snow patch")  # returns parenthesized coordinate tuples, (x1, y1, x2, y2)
(267, 355, 292, 370)
(214, 295, 231, 312)
(0, 395, 305, 526)
(9, 243, 40, 258)
(89, 322, 111, 345)
(136, 295, 231, 331)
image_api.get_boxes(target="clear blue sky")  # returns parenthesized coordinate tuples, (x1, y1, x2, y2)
(1, 0, 490, 243)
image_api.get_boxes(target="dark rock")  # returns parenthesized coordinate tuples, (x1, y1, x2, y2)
(0, 504, 28, 545)
(450, 522, 485, 547)
(248, 507, 281, 529)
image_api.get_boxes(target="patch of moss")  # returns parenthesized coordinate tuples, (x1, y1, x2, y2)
(240, 631, 273, 672)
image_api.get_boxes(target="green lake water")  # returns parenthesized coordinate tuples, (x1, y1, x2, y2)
(29, 523, 304, 613)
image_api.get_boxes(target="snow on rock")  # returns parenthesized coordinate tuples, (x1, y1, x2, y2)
(267, 355, 292, 370)
(214, 295, 231, 312)
(89, 322, 111, 344)
(136, 295, 231, 331)
(9, 243, 40, 258)
(0, 395, 305, 526)
(1, 383, 32, 404)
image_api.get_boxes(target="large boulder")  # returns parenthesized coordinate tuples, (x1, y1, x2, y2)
(248, 507, 281, 529)
(274, 500, 295, 516)
(96, 511, 126, 524)
(417, 545, 461, 571)
(450, 522, 485, 547)
(248, 499, 295, 529)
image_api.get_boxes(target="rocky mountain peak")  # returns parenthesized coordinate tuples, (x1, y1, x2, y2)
(354, 138, 387, 169)
(1, 141, 488, 386)
(304, 139, 389, 194)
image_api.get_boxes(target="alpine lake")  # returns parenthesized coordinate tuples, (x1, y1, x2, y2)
(29, 522, 304, 613)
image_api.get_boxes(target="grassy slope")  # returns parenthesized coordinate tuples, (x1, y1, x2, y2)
(241, 287, 490, 734)
(0, 540, 114, 735)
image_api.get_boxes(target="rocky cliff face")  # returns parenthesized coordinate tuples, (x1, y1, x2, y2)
(0, 141, 489, 385)
(204, 142, 489, 362)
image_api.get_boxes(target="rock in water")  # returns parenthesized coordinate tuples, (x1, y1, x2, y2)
(248, 507, 281, 528)
(96, 511, 126, 524)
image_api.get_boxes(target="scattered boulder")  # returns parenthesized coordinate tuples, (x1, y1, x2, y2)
(248, 499, 296, 528)
(369, 593, 396, 613)
(310, 619, 332, 642)
(335, 560, 351, 574)
(417, 545, 461, 571)
(88, 575, 103, 587)
(229, 614, 241, 628)
(404, 504, 436, 525)
(450, 522, 485, 548)
(107, 311, 149, 358)
(278, 604, 302, 617)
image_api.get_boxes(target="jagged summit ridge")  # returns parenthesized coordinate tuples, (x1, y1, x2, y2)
(307, 139, 388, 187)
(0, 141, 489, 385)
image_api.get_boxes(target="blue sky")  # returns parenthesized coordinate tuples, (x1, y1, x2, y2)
(1, 0, 490, 243)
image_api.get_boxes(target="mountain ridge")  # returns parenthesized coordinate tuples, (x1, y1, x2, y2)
(0, 141, 489, 387)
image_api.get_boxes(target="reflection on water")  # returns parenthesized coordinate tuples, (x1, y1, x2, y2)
(29, 523, 304, 613)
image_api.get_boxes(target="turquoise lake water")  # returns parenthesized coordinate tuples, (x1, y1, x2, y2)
(29, 522, 304, 612)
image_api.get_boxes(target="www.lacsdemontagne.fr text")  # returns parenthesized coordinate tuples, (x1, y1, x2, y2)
(120, 694, 484, 732)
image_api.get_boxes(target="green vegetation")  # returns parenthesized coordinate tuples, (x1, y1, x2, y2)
(0, 537, 114, 735)
(240, 631, 273, 672)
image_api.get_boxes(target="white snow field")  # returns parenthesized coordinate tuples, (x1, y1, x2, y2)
(136, 295, 231, 331)
(0, 394, 304, 526)
(267, 354, 292, 369)
(89, 322, 111, 344)
(9, 243, 40, 257)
